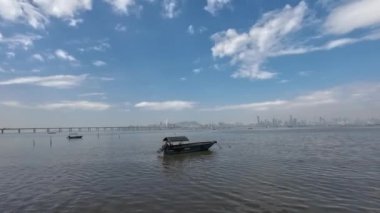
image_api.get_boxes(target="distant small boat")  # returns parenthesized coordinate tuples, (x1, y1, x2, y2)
(158, 136, 217, 155)
(67, 133, 83, 139)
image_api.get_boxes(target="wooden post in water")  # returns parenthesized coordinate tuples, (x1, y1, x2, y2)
(18, 129, 21, 134)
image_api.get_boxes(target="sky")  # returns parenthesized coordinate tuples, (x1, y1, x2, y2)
(0, 0, 380, 127)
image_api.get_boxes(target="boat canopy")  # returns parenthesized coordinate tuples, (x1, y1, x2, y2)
(163, 136, 189, 143)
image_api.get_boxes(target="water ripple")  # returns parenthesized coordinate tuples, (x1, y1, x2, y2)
(0, 127, 379, 212)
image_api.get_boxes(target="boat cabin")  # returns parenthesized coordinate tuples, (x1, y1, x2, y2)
(162, 136, 189, 145)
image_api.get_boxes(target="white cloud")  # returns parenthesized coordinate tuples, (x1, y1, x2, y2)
(0, 32, 42, 50)
(93, 60, 107, 66)
(99, 77, 114, 81)
(79, 92, 107, 100)
(298, 71, 311, 76)
(324, 0, 380, 35)
(204, 82, 380, 112)
(78, 39, 110, 52)
(211, 1, 307, 80)
(0, 74, 87, 89)
(115, 23, 127, 31)
(39, 100, 110, 111)
(208, 100, 288, 111)
(6, 52, 15, 58)
(1, 100, 111, 111)
(272, 30, 380, 56)
(187, 25, 195, 35)
(104, 0, 136, 14)
(89, 76, 115, 81)
(55, 49, 76, 61)
(33, 0, 91, 18)
(180, 77, 186, 81)
(31, 68, 41, 73)
(92, 41, 110, 51)
(199, 26, 207, 34)
(193, 68, 201, 74)
(326, 31, 380, 48)
(0, 0, 48, 28)
(135, 100, 195, 111)
(209, 1, 380, 81)
(0, 0, 91, 28)
(162, 0, 180, 19)
(79, 92, 105, 96)
(0, 66, 15, 73)
(279, 79, 289, 84)
(1, 101, 25, 108)
(32, 53, 44, 62)
(68, 18, 83, 27)
(204, 0, 231, 15)
(187, 25, 207, 35)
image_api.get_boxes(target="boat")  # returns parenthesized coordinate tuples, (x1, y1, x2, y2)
(158, 136, 217, 155)
(67, 133, 83, 139)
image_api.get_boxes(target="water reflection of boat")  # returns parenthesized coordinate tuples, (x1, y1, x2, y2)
(67, 133, 83, 139)
(158, 136, 217, 155)
(162, 150, 213, 160)
(159, 151, 215, 175)
(160, 151, 214, 166)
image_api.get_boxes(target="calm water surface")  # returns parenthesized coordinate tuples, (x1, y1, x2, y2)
(0, 127, 379, 212)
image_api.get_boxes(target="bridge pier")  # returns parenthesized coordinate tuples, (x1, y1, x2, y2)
(18, 129, 21, 134)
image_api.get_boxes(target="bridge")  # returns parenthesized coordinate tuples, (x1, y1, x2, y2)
(0, 126, 174, 134)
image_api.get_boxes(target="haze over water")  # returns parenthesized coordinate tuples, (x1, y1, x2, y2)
(0, 127, 379, 213)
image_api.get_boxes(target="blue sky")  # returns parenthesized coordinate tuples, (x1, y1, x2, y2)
(0, 0, 380, 127)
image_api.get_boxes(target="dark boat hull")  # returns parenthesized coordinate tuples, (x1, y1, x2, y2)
(163, 141, 217, 155)
(67, 136, 83, 139)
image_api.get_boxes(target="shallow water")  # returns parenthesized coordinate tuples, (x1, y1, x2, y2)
(0, 127, 379, 212)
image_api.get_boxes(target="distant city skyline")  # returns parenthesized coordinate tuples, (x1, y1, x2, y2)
(0, 0, 380, 127)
